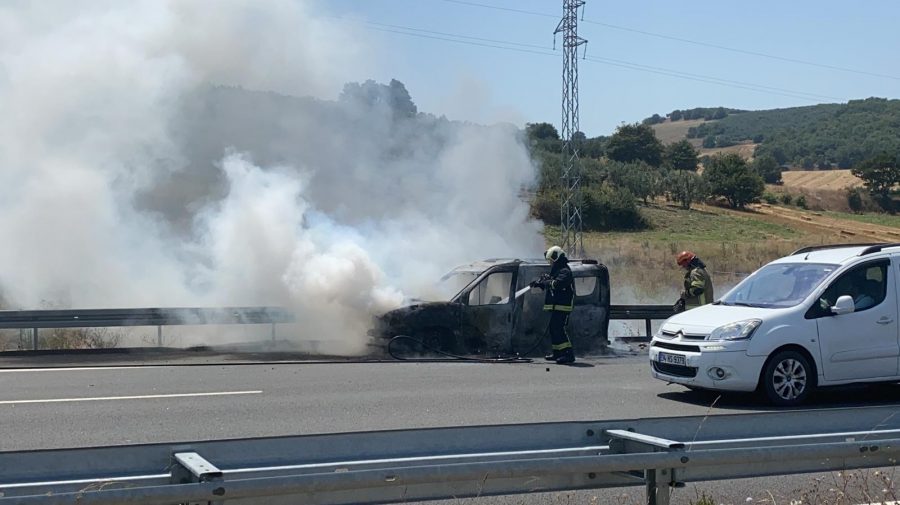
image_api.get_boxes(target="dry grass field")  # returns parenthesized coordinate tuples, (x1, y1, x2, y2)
(547, 201, 899, 305)
(698, 142, 758, 160)
(651, 119, 706, 145)
(781, 169, 863, 190)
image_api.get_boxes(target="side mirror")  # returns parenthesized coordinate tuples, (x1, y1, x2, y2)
(831, 295, 855, 315)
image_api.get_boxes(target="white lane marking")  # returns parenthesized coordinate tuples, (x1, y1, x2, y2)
(0, 366, 166, 373)
(0, 390, 262, 405)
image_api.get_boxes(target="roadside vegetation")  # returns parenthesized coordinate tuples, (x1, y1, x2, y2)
(528, 98, 900, 304)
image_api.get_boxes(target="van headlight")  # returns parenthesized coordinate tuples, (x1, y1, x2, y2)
(707, 319, 762, 341)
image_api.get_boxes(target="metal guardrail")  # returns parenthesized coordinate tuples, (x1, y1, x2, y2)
(0, 305, 669, 352)
(3, 405, 899, 505)
(0, 307, 294, 350)
(610, 304, 675, 339)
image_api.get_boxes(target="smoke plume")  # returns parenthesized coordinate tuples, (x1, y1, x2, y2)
(0, 0, 542, 354)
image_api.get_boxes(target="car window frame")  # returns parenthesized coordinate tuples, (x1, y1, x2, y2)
(804, 258, 891, 319)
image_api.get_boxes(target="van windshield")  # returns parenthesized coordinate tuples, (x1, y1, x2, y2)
(720, 263, 838, 308)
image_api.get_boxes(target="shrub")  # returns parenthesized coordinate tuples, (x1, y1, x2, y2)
(530, 189, 560, 224)
(780, 193, 793, 205)
(847, 187, 863, 213)
(531, 185, 648, 231)
(583, 185, 647, 231)
(763, 192, 778, 204)
(796, 195, 808, 209)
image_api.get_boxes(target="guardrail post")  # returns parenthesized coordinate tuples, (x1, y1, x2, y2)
(646, 468, 670, 505)
(645, 319, 652, 339)
(32, 328, 38, 350)
(604, 429, 684, 505)
(157, 326, 162, 347)
(271, 322, 276, 342)
(171, 451, 225, 505)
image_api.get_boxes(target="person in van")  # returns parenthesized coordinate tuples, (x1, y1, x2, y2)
(674, 251, 714, 311)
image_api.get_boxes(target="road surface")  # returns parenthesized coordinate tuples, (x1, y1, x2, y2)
(2, 351, 899, 504)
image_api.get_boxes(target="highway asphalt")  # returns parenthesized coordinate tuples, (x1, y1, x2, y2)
(2, 351, 900, 504)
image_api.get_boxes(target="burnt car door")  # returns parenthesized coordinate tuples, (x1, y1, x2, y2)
(511, 262, 611, 355)
(455, 265, 518, 353)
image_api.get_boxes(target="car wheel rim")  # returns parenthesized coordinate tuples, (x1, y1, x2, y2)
(772, 358, 807, 400)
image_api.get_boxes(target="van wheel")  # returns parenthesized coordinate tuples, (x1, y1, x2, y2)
(420, 327, 457, 354)
(762, 350, 814, 406)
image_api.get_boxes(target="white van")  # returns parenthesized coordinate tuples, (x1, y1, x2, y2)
(650, 243, 900, 406)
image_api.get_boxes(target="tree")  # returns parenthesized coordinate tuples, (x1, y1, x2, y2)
(339, 79, 417, 117)
(703, 153, 765, 209)
(388, 79, 417, 117)
(664, 140, 699, 171)
(581, 136, 607, 159)
(525, 122, 559, 141)
(669, 110, 683, 121)
(702, 135, 716, 149)
(525, 122, 562, 154)
(642, 113, 664, 125)
(668, 170, 707, 210)
(750, 155, 783, 184)
(852, 152, 900, 210)
(605, 123, 664, 166)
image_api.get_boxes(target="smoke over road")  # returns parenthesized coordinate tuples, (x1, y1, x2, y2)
(0, 0, 542, 353)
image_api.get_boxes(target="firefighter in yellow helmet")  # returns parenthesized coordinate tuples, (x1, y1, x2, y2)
(530, 246, 576, 364)
(674, 251, 714, 312)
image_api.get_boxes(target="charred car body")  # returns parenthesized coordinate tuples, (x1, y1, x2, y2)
(370, 258, 611, 356)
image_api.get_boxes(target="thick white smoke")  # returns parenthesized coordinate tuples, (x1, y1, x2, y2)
(0, 1, 542, 354)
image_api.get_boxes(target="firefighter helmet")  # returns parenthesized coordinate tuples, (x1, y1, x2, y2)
(676, 250, 696, 268)
(545, 246, 565, 263)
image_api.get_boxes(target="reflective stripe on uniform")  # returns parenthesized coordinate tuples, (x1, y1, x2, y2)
(552, 341, 572, 351)
(543, 304, 574, 312)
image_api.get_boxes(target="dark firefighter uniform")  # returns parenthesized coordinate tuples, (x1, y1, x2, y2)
(682, 258, 714, 309)
(535, 253, 576, 364)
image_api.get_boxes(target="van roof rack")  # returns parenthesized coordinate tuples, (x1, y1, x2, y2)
(790, 243, 884, 256)
(859, 243, 900, 256)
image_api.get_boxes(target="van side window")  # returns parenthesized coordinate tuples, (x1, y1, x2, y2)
(467, 272, 513, 306)
(813, 260, 889, 316)
(574, 276, 597, 296)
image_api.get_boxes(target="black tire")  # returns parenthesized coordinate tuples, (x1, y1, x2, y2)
(761, 350, 815, 406)
(420, 327, 458, 354)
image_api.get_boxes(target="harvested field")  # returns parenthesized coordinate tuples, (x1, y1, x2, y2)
(699, 142, 757, 160)
(781, 169, 863, 190)
(651, 118, 706, 144)
(750, 203, 900, 242)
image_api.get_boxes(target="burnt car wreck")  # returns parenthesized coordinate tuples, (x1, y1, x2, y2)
(369, 258, 611, 357)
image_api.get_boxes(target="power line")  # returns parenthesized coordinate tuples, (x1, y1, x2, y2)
(441, 0, 900, 82)
(359, 20, 845, 103)
(366, 20, 549, 50)
(586, 55, 844, 102)
(365, 25, 557, 57)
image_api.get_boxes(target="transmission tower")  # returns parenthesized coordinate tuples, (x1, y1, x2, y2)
(554, 0, 587, 258)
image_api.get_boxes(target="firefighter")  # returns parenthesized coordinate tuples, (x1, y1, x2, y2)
(530, 246, 576, 364)
(674, 251, 714, 312)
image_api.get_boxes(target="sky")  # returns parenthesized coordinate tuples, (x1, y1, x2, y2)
(318, 0, 900, 136)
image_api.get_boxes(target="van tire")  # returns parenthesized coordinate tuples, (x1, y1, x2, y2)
(761, 350, 814, 406)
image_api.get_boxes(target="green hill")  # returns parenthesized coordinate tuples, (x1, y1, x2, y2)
(646, 98, 900, 168)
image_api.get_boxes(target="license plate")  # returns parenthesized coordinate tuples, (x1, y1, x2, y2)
(658, 352, 686, 366)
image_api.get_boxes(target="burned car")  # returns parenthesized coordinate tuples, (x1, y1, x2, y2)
(370, 258, 610, 357)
